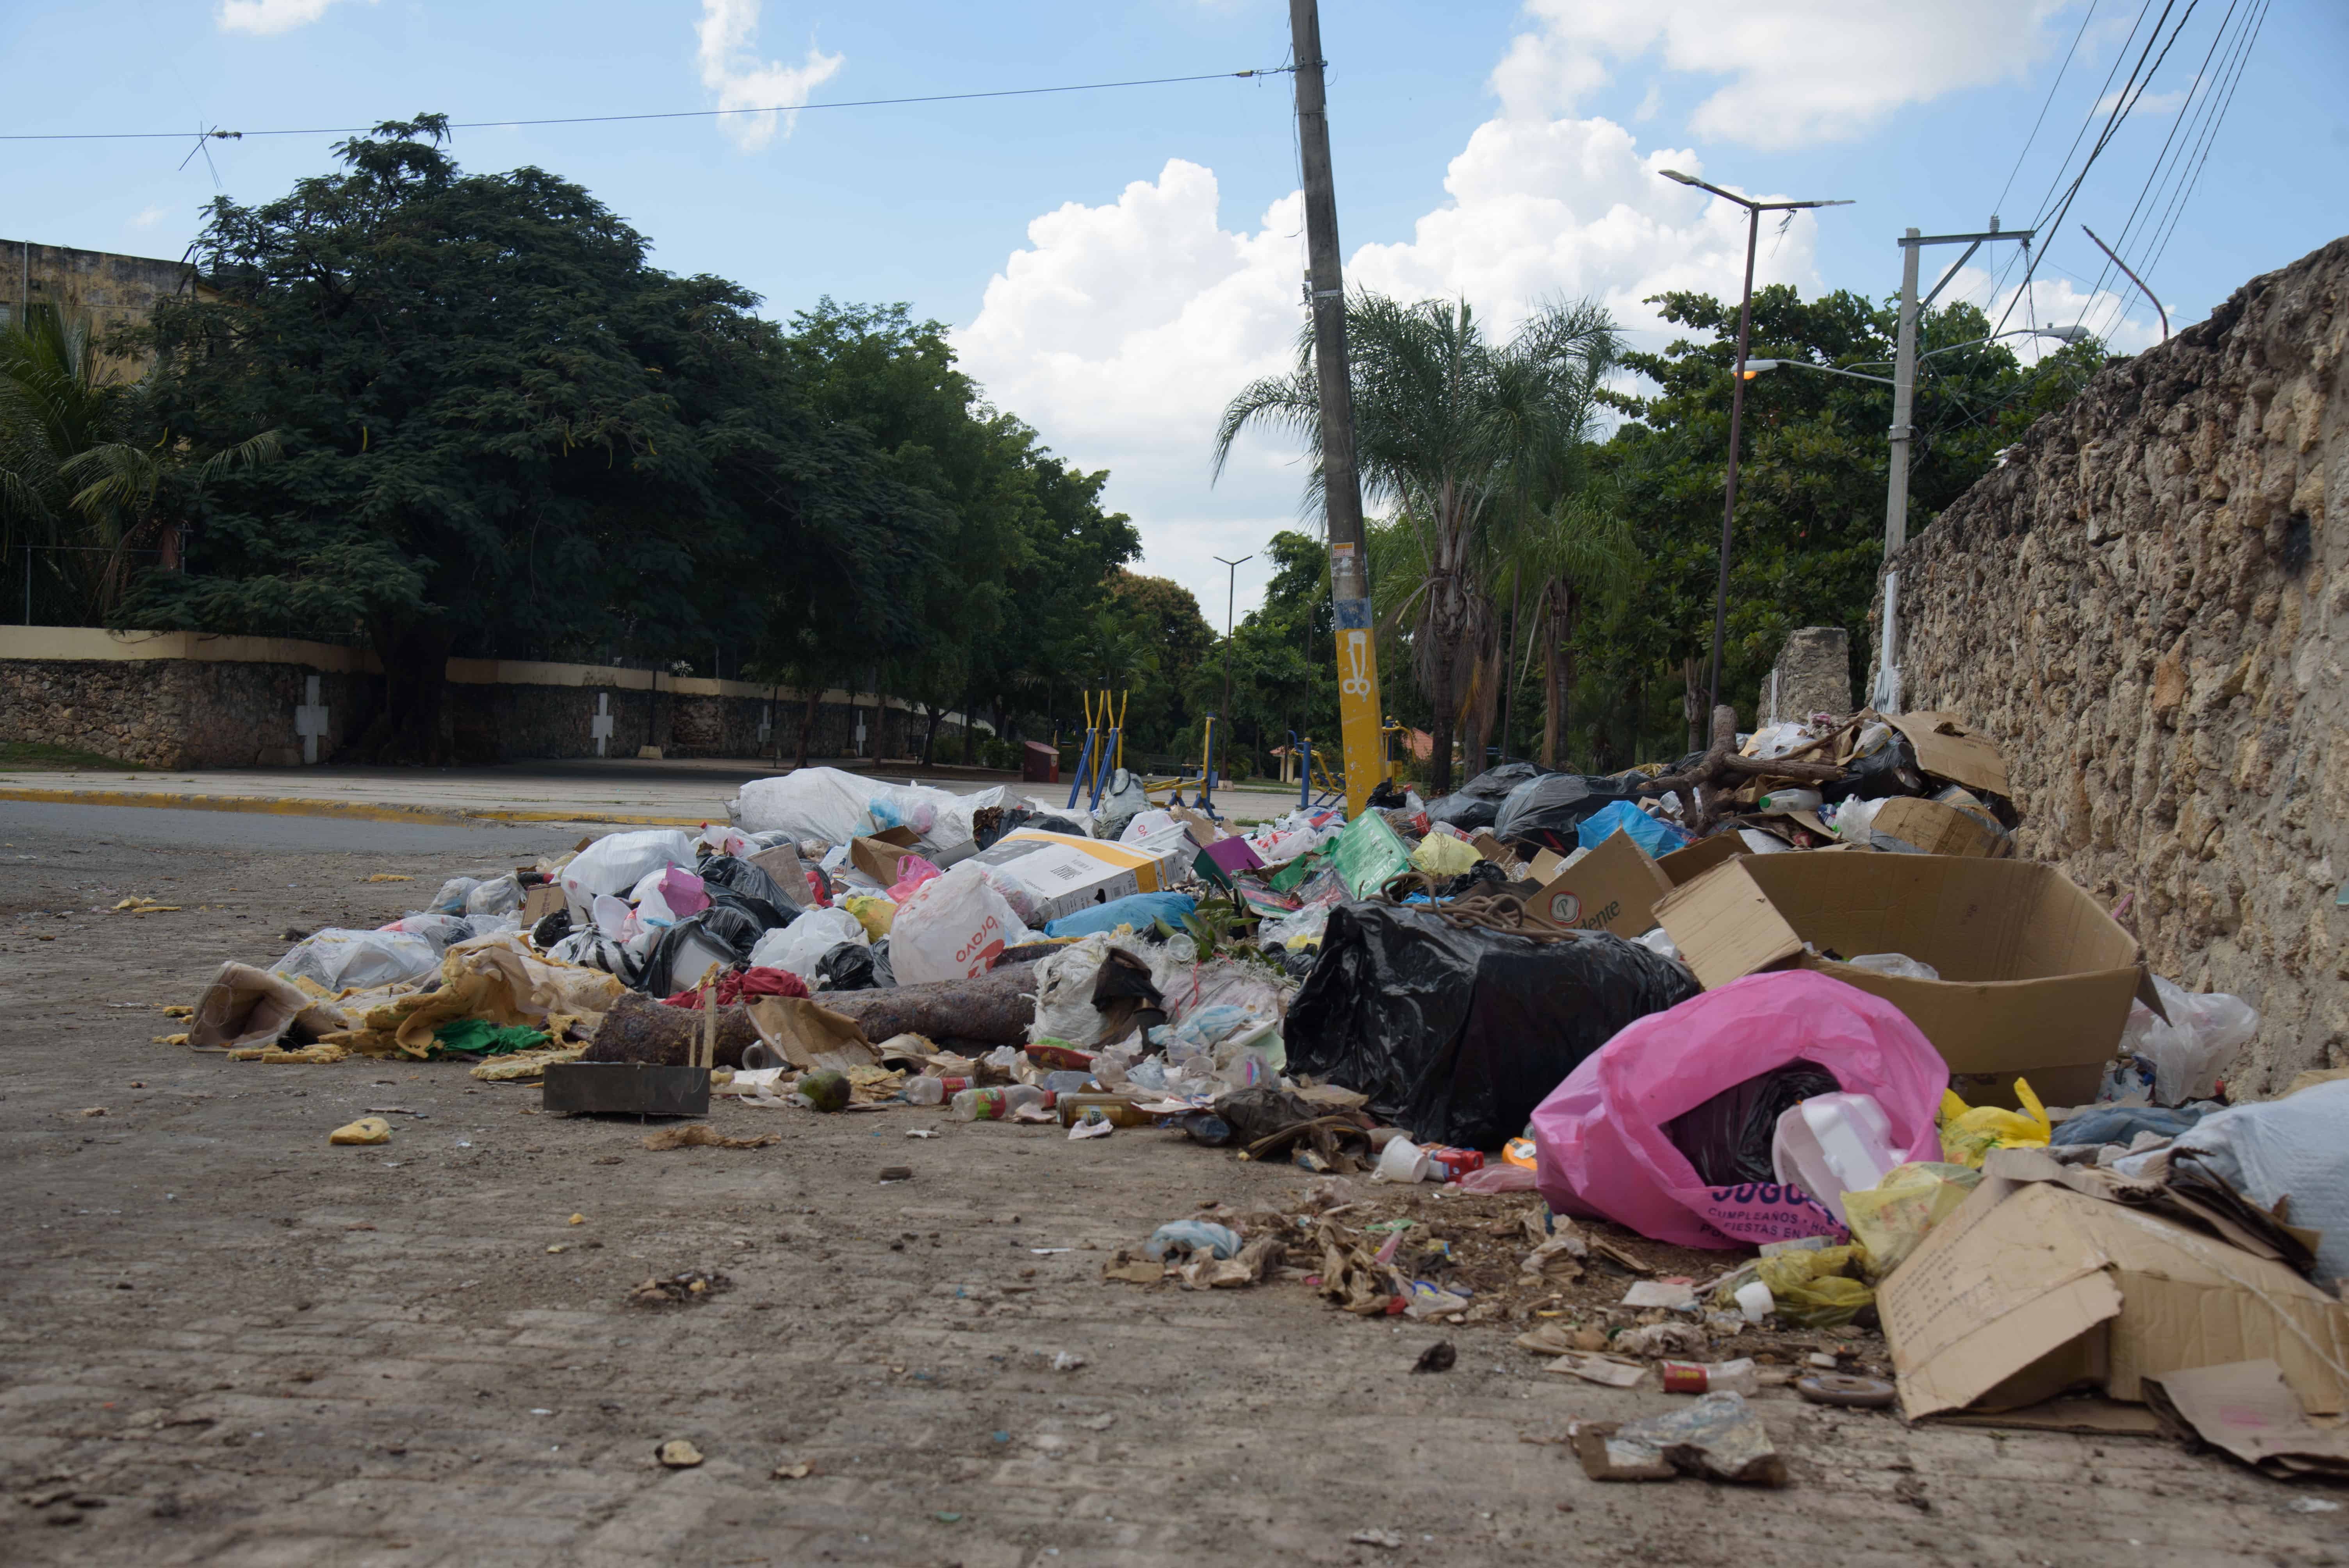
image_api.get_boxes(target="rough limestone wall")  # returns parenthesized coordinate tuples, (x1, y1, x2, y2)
(0, 658, 376, 768)
(1887, 236, 2347, 1095)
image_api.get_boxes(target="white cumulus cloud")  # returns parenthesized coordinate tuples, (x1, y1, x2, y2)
(1495, 0, 2080, 149)
(955, 2, 2120, 614)
(697, 0, 843, 151)
(216, 0, 365, 35)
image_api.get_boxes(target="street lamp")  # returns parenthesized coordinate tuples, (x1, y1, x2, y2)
(1741, 358, 1896, 386)
(1214, 552, 1253, 786)
(1659, 169, 1854, 719)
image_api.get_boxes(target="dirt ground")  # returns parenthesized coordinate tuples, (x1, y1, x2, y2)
(3, 800, 2345, 1567)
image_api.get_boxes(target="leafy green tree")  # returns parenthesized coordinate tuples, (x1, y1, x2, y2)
(127, 116, 937, 762)
(0, 305, 274, 624)
(1222, 294, 1617, 790)
(1575, 284, 2103, 765)
(1105, 570, 1214, 752)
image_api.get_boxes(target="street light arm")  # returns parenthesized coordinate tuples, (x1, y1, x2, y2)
(1744, 358, 1896, 387)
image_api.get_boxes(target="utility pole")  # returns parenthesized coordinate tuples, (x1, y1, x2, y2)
(1214, 552, 1252, 786)
(1288, 0, 1382, 818)
(1871, 219, 2032, 711)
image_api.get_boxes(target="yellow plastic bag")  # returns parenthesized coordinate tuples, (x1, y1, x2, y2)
(1712, 1244, 1874, 1328)
(1939, 1077, 2050, 1167)
(1409, 833, 1481, 877)
(842, 893, 897, 941)
(1842, 1161, 1982, 1278)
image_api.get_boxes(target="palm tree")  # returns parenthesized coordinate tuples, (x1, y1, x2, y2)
(0, 304, 276, 625)
(1213, 294, 1616, 792)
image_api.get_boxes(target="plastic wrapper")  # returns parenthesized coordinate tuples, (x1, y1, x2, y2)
(1330, 809, 1413, 899)
(1709, 1245, 1874, 1329)
(430, 876, 481, 914)
(383, 911, 474, 954)
(841, 892, 898, 941)
(274, 928, 440, 991)
(1939, 1078, 2051, 1167)
(1409, 832, 1481, 877)
(2167, 1080, 2349, 1286)
(464, 874, 524, 919)
(2121, 975, 2259, 1105)
(1285, 903, 1697, 1151)
(560, 829, 697, 916)
(1423, 761, 1543, 832)
(749, 905, 869, 985)
(1491, 773, 1639, 853)
(1043, 891, 1196, 940)
(1533, 971, 1950, 1249)
(1841, 952, 1939, 981)
(1575, 799, 1690, 858)
(1840, 1162, 1981, 1278)
(889, 862, 1034, 986)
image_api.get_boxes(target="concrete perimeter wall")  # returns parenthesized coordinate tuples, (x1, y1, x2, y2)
(0, 629, 981, 769)
(1883, 235, 2347, 1095)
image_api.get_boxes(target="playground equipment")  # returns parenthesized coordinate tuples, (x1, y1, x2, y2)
(1064, 690, 1127, 813)
(1289, 719, 1414, 809)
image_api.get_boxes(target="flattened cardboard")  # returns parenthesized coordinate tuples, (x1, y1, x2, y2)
(1890, 711, 2011, 796)
(1533, 831, 1672, 937)
(1169, 805, 1227, 847)
(973, 830, 1189, 924)
(1934, 1399, 2167, 1436)
(1655, 853, 2143, 1107)
(1656, 832, 1746, 886)
(749, 843, 814, 909)
(2143, 1360, 2349, 1477)
(1869, 796, 2004, 858)
(850, 825, 923, 886)
(1528, 848, 1568, 884)
(1882, 1166, 2349, 1424)
(521, 883, 566, 924)
(1470, 831, 1514, 866)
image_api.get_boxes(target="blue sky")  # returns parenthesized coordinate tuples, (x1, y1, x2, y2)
(5, 0, 2341, 617)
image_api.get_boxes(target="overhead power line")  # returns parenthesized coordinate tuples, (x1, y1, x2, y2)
(0, 65, 1295, 143)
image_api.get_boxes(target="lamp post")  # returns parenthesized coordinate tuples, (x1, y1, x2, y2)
(1658, 169, 1852, 719)
(1214, 552, 1253, 786)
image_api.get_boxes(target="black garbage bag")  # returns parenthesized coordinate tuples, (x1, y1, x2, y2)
(1365, 778, 1409, 810)
(637, 910, 756, 996)
(1284, 903, 1698, 1149)
(1820, 732, 1924, 804)
(530, 907, 573, 950)
(1491, 773, 1641, 853)
(1662, 1061, 1840, 1187)
(697, 852, 797, 913)
(706, 886, 793, 932)
(1434, 860, 1509, 900)
(816, 942, 878, 992)
(1424, 761, 1544, 833)
(868, 938, 896, 988)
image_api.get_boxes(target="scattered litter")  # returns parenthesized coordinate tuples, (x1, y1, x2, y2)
(1573, 1393, 1787, 1486)
(328, 1117, 392, 1146)
(656, 1439, 704, 1469)
(772, 1461, 812, 1481)
(629, 1270, 731, 1307)
(1413, 1341, 1457, 1374)
(639, 1126, 778, 1151)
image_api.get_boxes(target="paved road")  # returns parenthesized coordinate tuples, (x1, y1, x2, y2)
(0, 798, 586, 859)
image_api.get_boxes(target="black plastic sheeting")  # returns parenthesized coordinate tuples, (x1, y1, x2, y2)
(1423, 761, 1544, 832)
(1285, 903, 1699, 1149)
(816, 942, 879, 992)
(1663, 1061, 1839, 1187)
(1490, 773, 1641, 853)
(697, 852, 798, 915)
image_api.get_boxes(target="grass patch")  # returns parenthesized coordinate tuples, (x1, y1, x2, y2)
(0, 739, 146, 772)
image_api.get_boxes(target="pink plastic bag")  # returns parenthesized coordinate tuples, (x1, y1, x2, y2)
(658, 866, 710, 918)
(1532, 971, 1948, 1249)
(886, 856, 944, 903)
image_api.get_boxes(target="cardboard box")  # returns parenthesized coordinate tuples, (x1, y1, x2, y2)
(1528, 847, 1568, 884)
(1470, 831, 1515, 866)
(1882, 1156, 2349, 1423)
(850, 825, 923, 886)
(1867, 796, 2005, 858)
(1656, 832, 1746, 887)
(1169, 805, 1227, 847)
(1655, 853, 2147, 1107)
(749, 843, 813, 908)
(970, 829, 1191, 925)
(1531, 831, 1673, 937)
(520, 883, 565, 925)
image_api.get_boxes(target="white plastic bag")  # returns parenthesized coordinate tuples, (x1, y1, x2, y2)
(1842, 952, 1941, 982)
(465, 874, 524, 919)
(731, 767, 882, 845)
(932, 784, 1009, 849)
(1028, 934, 1119, 1046)
(274, 928, 439, 991)
(2123, 975, 2260, 1105)
(560, 829, 696, 915)
(1118, 808, 1180, 845)
(2168, 1080, 2349, 1285)
(891, 862, 1032, 986)
(747, 906, 868, 985)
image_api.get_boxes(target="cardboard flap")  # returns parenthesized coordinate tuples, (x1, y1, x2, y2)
(1657, 833, 1748, 886)
(1891, 711, 2012, 796)
(1654, 860, 1804, 989)
(1533, 831, 1672, 937)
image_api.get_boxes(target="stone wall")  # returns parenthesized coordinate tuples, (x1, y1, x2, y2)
(1, 631, 970, 768)
(1762, 627, 1851, 726)
(2, 239, 207, 379)
(1885, 235, 2347, 1095)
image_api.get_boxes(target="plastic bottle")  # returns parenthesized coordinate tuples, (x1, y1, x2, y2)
(902, 1075, 968, 1106)
(950, 1085, 1052, 1121)
(1660, 1358, 1759, 1395)
(1757, 786, 1823, 814)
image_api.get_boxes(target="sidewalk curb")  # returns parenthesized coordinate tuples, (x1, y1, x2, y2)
(0, 786, 713, 830)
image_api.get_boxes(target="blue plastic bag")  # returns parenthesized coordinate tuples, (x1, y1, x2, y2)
(1575, 799, 1690, 858)
(1042, 891, 1198, 939)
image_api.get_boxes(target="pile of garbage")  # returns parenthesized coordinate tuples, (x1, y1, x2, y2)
(171, 729, 2349, 1479)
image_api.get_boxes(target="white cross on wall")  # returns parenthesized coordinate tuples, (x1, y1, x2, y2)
(590, 693, 615, 757)
(293, 675, 330, 764)
(757, 704, 772, 745)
